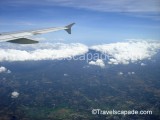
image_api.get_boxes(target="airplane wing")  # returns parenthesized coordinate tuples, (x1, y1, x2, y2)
(0, 23, 75, 44)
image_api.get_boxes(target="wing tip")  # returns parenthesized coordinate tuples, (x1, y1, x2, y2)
(65, 23, 75, 34)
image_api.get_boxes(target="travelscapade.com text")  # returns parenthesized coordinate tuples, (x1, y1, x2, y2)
(92, 109, 152, 115)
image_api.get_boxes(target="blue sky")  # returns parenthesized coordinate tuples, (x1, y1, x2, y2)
(0, 0, 160, 45)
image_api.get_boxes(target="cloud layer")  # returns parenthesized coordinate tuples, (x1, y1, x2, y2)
(0, 40, 159, 64)
(0, 43, 88, 61)
(3, 0, 159, 12)
(51, 0, 160, 12)
(91, 40, 160, 65)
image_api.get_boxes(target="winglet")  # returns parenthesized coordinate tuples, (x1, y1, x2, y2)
(65, 23, 75, 34)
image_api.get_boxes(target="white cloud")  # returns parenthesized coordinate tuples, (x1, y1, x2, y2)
(91, 40, 160, 65)
(0, 43, 88, 61)
(64, 73, 68, 76)
(108, 58, 120, 65)
(0, 66, 7, 73)
(37, 0, 160, 12)
(2, 0, 159, 20)
(118, 72, 124, 75)
(128, 72, 135, 75)
(0, 40, 159, 64)
(11, 91, 19, 98)
(0, 66, 11, 73)
(52, 0, 160, 20)
(3, 0, 160, 13)
(41, 0, 160, 21)
(132, 72, 135, 74)
(89, 59, 105, 68)
(141, 63, 146, 66)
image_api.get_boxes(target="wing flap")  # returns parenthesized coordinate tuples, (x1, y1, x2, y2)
(7, 38, 38, 44)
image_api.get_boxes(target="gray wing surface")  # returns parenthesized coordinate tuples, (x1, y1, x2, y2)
(7, 38, 39, 44)
(0, 23, 75, 44)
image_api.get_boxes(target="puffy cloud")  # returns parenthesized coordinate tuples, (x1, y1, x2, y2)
(108, 58, 120, 65)
(128, 72, 135, 75)
(0, 66, 11, 73)
(118, 71, 135, 76)
(118, 72, 124, 75)
(11, 91, 19, 98)
(132, 72, 135, 74)
(141, 63, 146, 66)
(0, 43, 88, 61)
(64, 73, 68, 77)
(0, 66, 7, 73)
(91, 40, 160, 65)
(89, 59, 105, 68)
